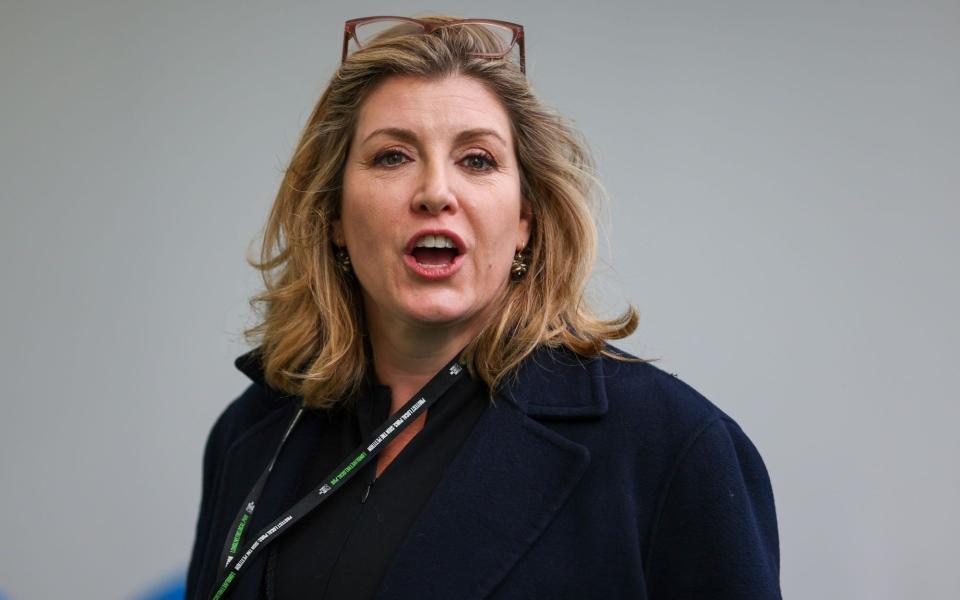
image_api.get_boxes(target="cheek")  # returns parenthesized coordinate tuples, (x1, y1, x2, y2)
(342, 176, 409, 230)
(341, 188, 387, 242)
(477, 221, 522, 274)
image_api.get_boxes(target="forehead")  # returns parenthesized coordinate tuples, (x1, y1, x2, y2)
(354, 74, 513, 145)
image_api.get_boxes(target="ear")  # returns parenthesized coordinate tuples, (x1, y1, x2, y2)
(517, 199, 533, 250)
(331, 219, 344, 247)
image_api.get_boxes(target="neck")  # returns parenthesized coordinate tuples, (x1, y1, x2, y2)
(366, 317, 478, 413)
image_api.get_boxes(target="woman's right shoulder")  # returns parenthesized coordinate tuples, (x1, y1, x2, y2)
(187, 377, 298, 600)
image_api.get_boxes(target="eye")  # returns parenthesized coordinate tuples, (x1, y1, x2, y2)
(461, 152, 498, 172)
(373, 149, 411, 168)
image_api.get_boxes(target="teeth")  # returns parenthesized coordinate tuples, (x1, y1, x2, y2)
(414, 235, 456, 249)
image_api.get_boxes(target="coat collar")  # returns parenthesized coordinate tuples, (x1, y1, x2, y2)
(229, 344, 607, 599)
(234, 344, 609, 419)
(501, 345, 609, 418)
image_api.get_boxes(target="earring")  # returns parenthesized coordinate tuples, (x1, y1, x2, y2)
(511, 248, 528, 280)
(334, 247, 352, 274)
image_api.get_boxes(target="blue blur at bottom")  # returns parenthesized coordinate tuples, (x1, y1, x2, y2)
(135, 571, 185, 600)
(0, 573, 185, 600)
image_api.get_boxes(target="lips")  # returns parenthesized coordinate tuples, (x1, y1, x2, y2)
(404, 229, 466, 280)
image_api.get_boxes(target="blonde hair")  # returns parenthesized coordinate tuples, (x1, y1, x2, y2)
(244, 16, 639, 408)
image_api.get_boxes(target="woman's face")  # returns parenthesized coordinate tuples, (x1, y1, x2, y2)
(336, 74, 530, 337)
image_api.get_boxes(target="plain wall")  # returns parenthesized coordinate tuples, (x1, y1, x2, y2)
(1, 0, 958, 598)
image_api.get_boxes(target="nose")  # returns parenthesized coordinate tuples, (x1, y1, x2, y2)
(411, 161, 458, 216)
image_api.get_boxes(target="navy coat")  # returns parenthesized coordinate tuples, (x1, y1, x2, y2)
(186, 345, 781, 599)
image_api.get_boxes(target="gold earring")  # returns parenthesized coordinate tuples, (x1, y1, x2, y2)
(511, 248, 528, 280)
(334, 247, 352, 274)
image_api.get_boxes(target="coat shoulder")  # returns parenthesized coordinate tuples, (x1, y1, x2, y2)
(598, 344, 729, 439)
(517, 342, 744, 460)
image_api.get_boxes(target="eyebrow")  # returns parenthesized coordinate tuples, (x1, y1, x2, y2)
(361, 127, 509, 148)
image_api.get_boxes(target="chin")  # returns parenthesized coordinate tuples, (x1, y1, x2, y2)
(405, 305, 473, 327)
(399, 294, 482, 328)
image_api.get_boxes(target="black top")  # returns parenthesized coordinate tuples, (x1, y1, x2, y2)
(267, 373, 489, 599)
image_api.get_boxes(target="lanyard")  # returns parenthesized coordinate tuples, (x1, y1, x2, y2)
(209, 354, 467, 600)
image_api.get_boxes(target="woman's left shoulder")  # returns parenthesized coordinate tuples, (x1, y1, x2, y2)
(597, 346, 782, 597)
(509, 342, 769, 464)
(536, 345, 776, 480)
(515, 344, 781, 596)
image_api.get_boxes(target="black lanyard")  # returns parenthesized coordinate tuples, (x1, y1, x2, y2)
(209, 354, 468, 600)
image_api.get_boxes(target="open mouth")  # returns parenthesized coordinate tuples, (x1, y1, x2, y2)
(411, 234, 461, 268)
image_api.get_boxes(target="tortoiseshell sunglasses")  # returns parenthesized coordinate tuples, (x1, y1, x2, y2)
(342, 16, 526, 75)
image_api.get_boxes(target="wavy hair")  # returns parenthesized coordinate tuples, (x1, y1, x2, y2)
(244, 15, 639, 408)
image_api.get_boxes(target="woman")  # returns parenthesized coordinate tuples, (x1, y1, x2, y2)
(186, 15, 781, 600)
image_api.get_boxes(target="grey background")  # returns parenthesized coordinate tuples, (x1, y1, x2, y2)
(1, 0, 957, 598)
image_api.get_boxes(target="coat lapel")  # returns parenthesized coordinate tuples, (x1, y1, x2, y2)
(375, 347, 605, 600)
